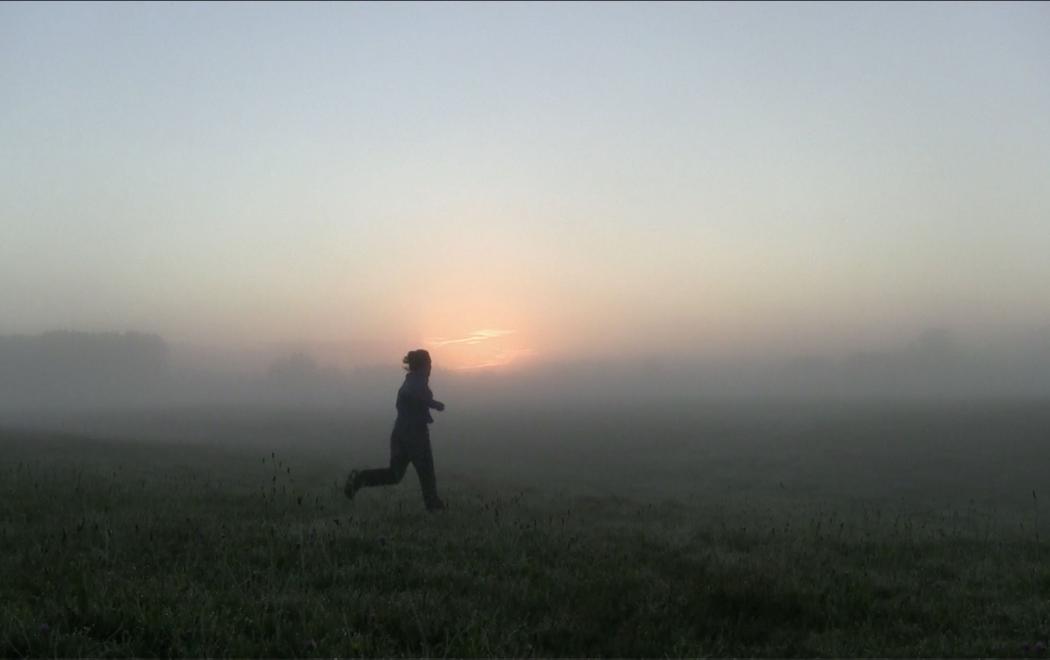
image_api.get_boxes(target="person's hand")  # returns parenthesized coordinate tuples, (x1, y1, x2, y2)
(433, 401, 446, 412)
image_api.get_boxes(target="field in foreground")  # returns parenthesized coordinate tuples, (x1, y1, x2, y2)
(2, 401, 1050, 656)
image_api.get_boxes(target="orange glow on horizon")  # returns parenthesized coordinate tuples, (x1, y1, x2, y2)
(424, 328, 537, 372)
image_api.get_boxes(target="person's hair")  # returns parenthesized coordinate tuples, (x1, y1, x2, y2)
(403, 349, 431, 372)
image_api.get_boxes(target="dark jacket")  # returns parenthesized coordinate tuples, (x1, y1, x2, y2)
(394, 371, 438, 429)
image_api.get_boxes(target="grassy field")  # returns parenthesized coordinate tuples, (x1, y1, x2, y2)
(2, 400, 1050, 656)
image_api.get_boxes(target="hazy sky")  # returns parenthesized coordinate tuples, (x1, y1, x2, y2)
(3, 2, 1049, 370)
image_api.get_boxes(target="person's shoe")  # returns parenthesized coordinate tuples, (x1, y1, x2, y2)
(344, 470, 361, 500)
(426, 498, 447, 513)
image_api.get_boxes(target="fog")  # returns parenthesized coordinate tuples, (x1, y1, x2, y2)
(2, 328, 1049, 425)
(5, 6, 1050, 657)
(4, 3, 1050, 381)
(3, 3, 1050, 426)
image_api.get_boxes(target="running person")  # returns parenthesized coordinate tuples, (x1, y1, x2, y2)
(344, 349, 446, 511)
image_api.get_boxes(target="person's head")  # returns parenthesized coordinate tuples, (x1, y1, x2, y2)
(403, 349, 432, 376)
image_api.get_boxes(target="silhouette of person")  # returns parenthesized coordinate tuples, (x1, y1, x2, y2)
(344, 349, 447, 511)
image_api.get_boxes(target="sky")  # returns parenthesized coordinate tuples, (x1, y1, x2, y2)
(2, 1, 1049, 371)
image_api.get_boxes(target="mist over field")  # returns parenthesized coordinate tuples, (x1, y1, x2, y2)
(3, 1, 1050, 656)
(3, 327, 1050, 419)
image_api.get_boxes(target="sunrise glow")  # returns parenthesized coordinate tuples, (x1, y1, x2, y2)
(2, 2, 1048, 374)
(425, 329, 536, 371)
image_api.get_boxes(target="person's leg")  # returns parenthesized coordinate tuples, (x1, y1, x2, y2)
(346, 434, 409, 498)
(408, 431, 444, 511)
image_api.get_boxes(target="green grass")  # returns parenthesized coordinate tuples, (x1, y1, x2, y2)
(2, 402, 1050, 656)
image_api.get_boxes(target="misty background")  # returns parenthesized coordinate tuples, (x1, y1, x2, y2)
(2, 328, 1050, 418)
(2, 2, 1049, 423)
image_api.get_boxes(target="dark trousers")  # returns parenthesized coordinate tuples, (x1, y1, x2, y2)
(357, 424, 442, 509)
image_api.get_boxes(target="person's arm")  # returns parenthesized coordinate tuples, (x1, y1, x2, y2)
(403, 377, 445, 411)
(424, 385, 445, 412)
